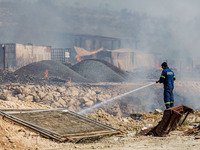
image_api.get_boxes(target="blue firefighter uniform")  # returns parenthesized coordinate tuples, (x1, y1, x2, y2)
(159, 67, 175, 109)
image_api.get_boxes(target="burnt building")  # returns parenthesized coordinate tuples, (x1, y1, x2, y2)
(0, 43, 51, 71)
(74, 47, 155, 72)
(65, 34, 121, 63)
(65, 34, 121, 51)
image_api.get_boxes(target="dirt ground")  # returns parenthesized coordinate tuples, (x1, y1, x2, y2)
(54, 131, 200, 150)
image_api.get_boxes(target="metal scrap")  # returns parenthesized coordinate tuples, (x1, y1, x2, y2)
(140, 105, 194, 136)
(184, 123, 200, 138)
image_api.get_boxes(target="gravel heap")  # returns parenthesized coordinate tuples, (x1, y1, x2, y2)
(1, 59, 130, 83)
(72, 59, 127, 82)
(14, 60, 91, 83)
(96, 59, 129, 78)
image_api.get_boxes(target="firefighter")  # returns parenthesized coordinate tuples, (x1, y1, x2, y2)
(156, 62, 176, 109)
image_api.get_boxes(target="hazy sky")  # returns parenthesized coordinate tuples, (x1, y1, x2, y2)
(2, 0, 199, 19)
(1, 0, 200, 64)
(1, 0, 200, 19)
(68, 0, 200, 19)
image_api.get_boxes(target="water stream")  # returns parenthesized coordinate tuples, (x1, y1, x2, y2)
(78, 82, 155, 115)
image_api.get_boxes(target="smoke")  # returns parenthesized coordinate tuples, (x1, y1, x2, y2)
(0, 0, 200, 56)
(0, 0, 73, 47)
(1, 0, 200, 110)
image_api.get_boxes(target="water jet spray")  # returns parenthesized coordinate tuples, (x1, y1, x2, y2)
(78, 82, 155, 115)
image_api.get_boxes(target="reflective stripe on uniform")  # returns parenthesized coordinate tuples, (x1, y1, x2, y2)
(165, 102, 170, 105)
(161, 75, 165, 78)
(170, 101, 174, 103)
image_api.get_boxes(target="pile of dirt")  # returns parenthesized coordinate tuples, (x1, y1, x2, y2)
(72, 59, 127, 82)
(87, 109, 161, 132)
(14, 60, 91, 83)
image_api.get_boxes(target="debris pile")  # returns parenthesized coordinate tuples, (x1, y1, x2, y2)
(184, 111, 200, 138)
(185, 125, 200, 137)
(0, 83, 130, 112)
(87, 109, 162, 132)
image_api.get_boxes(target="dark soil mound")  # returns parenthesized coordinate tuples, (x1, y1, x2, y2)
(72, 59, 126, 82)
(14, 60, 91, 83)
(93, 59, 129, 78)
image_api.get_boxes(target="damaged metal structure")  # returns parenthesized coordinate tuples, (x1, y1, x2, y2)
(0, 43, 51, 71)
(141, 105, 194, 136)
(0, 109, 121, 142)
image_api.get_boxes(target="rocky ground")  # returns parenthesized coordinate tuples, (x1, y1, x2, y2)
(0, 82, 154, 114)
(1, 81, 200, 115)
